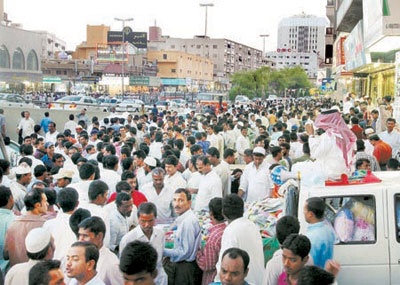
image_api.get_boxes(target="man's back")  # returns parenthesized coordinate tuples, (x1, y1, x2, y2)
(306, 220, 335, 268)
(217, 217, 264, 285)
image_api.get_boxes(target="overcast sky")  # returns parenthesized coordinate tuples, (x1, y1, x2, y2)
(4, 0, 327, 51)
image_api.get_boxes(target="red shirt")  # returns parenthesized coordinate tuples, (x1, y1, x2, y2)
(107, 190, 147, 208)
(373, 140, 392, 165)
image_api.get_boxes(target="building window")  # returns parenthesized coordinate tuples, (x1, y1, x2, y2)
(56, 70, 61, 75)
(163, 54, 167, 60)
(213, 45, 218, 49)
(63, 70, 67, 75)
(171, 45, 175, 49)
(0, 45, 10, 68)
(27, 50, 39, 71)
(196, 45, 201, 49)
(12, 48, 25, 70)
(171, 69, 176, 73)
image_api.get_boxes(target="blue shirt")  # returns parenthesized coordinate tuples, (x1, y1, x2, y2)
(164, 209, 201, 262)
(40, 117, 52, 133)
(0, 208, 15, 272)
(306, 220, 336, 268)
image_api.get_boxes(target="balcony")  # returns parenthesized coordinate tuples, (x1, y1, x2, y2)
(336, 0, 363, 32)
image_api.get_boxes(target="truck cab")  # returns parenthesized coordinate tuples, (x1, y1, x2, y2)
(297, 171, 400, 285)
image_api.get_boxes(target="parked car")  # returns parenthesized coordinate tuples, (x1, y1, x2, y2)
(49, 95, 100, 110)
(155, 100, 179, 111)
(235, 95, 251, 105)
(0, 93, 40, 109)
(115, 99, 145, 112)
(170, 98, 187, 108)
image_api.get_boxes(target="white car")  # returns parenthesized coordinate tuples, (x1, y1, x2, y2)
(115, 99, 145, 112)
(235, 95, 251, 105)
(0, 93, 40, 109)
(49, 95, 100, 110)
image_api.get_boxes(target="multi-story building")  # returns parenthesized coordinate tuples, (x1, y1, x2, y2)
(147, 50, 213, 92)
(35, 31, 66, 60)
(148, 35, 263, 89)
(266, 14, 328, 80)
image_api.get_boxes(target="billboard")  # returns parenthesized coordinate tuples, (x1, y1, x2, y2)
(107, 29, 148, 49)
(96, 43, 127, 63)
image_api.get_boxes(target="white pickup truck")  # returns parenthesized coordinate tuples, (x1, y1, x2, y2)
(297, 171, 400, 285)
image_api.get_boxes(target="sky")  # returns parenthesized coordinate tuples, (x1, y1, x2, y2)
(4, 0, 327, 52)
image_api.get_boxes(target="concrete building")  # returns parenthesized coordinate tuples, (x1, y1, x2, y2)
(148, 35, 263, 89)
(35, 31, 66, 59)
(147, 50, 213, 91)
(0, 24, 42, 92)
(267, 14, 328, 79)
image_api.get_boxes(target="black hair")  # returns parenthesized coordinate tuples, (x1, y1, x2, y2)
(222, 194, 244, 221)
(70, 241, 99, 270)
(276, 215, 300, 244)
(209, 197, 224, 222)
(137, 202, 158, 217)
(58, 187, 79, 212)
(29, 260, 61, 285)
(306, 197, 325, 219)
(44, 188, 57, 206)
(281, 234, 311, 260)
(116, 181, 132, 193)
(78, 216, 106, 238)
(119, 240, 158, 276)
(88, 180, 108, 201)
(69, 209, 91, 238)
(207, 147, 220, 159)
(24, 188, 44, 211)
(221, 248, 250, 272)
(79, 163, 95, 180)
(116, 192, 132, 207)
(0, 186, 12, 208)
(298, 266, 335, 285)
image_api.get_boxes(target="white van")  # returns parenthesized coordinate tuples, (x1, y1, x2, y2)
(297, 171, 400, 285)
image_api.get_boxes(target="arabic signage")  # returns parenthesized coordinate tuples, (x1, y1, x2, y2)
(96, 43, 127, 63)
(107, 30, 148, 49)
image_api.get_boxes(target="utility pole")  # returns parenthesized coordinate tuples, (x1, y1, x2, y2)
(200, 3, 214, 37)
(114, 17, 133, 96)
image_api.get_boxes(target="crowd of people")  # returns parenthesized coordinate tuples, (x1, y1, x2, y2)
(0, 92, 397, 284)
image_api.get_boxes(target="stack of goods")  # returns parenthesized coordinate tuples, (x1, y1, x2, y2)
(244, 198, 283, 238)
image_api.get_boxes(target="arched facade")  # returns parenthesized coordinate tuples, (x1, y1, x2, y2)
(12, 47, 25, 70)
(27, 49, 39, 71)
(0, 44, 10, 68)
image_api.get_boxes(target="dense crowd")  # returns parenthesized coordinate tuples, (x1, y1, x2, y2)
(0, 92, 396, 285)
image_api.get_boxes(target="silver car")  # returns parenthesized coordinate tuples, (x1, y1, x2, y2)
(0, 93, 40, 109)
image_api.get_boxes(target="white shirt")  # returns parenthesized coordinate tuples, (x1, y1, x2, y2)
(97, 246, 124, 285)
(18, 117, 35, 138)
(108, 207, 138, 252)
(164, 172, 186, 191)
(79, 203, 111, 248)
(263, 248, 284, 285)
(149, 142, 163, 160)
(216, 217, 264, 285)
(140, 183, 175, 220)
(213, 160, 231, 196)
(5, 259, 40, 285)
(236, 134, 250, 163)
(194, 170, 222, 212)
(69, 180, 93, 203)
(239, 160, 272, 203)
(45, 130, 59, 144)
(69, 274, 105, 285)
(379, 130, 400, 157)
(43, 211, 77, 260)
(64, 120, 78, 135)
(100, 168, 121, 195)
(119, 226, 167, 285)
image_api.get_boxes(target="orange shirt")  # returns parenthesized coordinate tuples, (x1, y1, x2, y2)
(373, 140, 392, 165)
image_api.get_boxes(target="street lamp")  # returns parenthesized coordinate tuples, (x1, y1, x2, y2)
(200, 3, 214, 37)
(260, 34, 269, 58)
(114, 17, 133, 96)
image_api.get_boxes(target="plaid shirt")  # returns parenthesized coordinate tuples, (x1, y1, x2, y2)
(196, 222, 227, 285)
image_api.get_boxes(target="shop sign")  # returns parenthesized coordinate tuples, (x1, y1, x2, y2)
(344, 20, 367, 71)
(149, 77, 161, 87)
(96, 43, 127, 63)
(43, 76, 62, 83)
(161, 78, 186, 86)
(364, 0, 400, 48)
(107, 30, 148, 49)
(129, 76, 149, 86)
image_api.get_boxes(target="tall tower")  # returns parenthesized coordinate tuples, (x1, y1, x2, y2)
(278, 14, 327, 57)
(149, 20, 162, 41)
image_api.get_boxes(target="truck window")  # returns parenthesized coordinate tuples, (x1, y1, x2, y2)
(395, 195, 400, 242)
(322, 195, 376, 244)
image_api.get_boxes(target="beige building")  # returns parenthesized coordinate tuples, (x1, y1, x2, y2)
(73, 25, 110, 60)
(147, 50, 213, 81)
